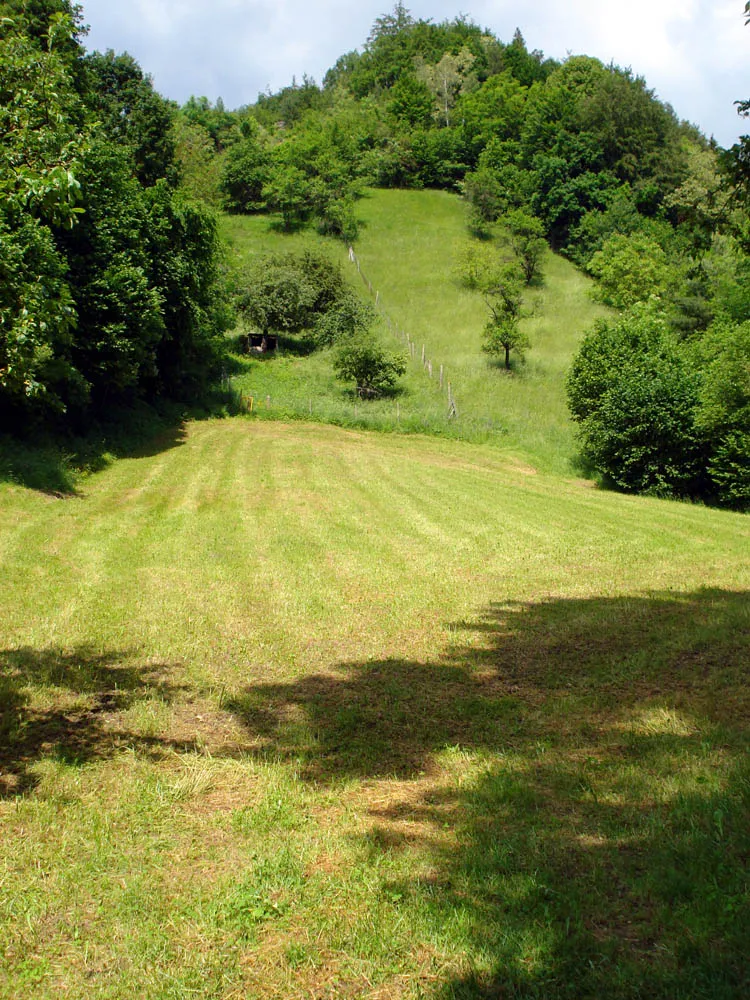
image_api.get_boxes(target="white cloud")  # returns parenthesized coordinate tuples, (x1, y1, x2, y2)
(80, 0, 749, 145)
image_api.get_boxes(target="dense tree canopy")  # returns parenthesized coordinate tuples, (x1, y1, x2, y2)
(0, 0, 229, 429)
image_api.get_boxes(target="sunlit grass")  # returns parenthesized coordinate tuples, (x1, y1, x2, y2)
(1, 420, 748, 998)
(220, 189, 609, 474)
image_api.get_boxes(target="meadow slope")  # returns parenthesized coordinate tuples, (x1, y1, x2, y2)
(222, 188, 609, 474)
(1, 419, 748, 998)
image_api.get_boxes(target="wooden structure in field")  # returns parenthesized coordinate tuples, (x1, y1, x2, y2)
(247, 332, 278, 352)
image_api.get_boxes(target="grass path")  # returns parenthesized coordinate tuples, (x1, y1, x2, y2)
(1, 420, 748, 998)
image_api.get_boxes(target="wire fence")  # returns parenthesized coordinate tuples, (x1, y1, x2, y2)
(225, 382, 468, 438)
(227, 244, 479, 436)
(347, 245, 459, 420)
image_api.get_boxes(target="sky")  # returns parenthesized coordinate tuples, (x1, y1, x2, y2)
(79, 0, 749, 148)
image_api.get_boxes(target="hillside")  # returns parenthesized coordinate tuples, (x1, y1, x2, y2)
(1, 418, 748, 998)
(223, 188, 609, 474)
(1, 4, 748, 996)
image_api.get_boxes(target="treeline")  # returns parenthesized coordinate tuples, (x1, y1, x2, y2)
(0, 0, 230, 432)
(177, 5, 701, 252)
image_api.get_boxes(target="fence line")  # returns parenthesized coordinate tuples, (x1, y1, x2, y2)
(348, 246, 458, 419)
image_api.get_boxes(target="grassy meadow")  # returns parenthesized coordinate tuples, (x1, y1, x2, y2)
(1, 416, 749, 999)
(1, 190, 748, 998)
(221, 189, 609, 475)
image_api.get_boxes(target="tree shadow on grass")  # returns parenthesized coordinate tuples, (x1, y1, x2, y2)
(227, 588, 749, 781)
(0, 391, 245, 496)
(0, 645, 194, 797)
(226, 587, 750, 998)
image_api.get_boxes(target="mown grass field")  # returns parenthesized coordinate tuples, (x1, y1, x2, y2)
(1, 418, 749, 999)
(221, 189, 609, 475)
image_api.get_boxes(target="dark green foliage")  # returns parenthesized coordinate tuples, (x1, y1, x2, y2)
(694, 322, 750, 509)
(144, 187, 231, 399)
(702, 234, 750, 324)
(220, 135, 270, 213)
(505, 208, 546, 284)
(60, 138, 164, 407)
(587, 233, 677, 309)
(669, 273, 715, 339)
(82, 50, 177, 187)
(313, 293, 375, 346)
(387, 74, 434, 127)
(251, 121, 362, 237)
(462, 167, 503, 227)
(500, 28, 553, 87)
(251, 75, 330, 129)
(482, 316, 529, 370)
(567, 308, 706, 498)
(172, 117, 223, 206)
(180, 95, 236, 151)
(0, 216, 81, 418)
(236, 251, 348, 338)
(456, 71, 526, 164)
(333, 336, 406, 396)
(0, 7, 230, 429)
(0, 9, 89, 420)
(410, 126, 466, 188)
(315, 194, 360, 242)
(0, 12, 87, 229)
(479, 262, 528, 370)
(0, 0, 84, 56)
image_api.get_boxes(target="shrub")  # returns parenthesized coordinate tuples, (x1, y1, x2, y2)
(567, 306, 706, 497)
(333, 336, 406, 396)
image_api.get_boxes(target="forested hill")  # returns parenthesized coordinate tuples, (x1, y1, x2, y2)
(1, 1, 748, 507)
(141, 2, 750, 510)
(197, 3, 717, 258)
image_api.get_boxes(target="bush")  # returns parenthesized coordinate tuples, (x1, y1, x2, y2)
(567, 306, 706, 497)
(694, 321, 750, 509)
(313, 292, 375, 346)
(236, 250, 347, 338)
(587, 233, 677, 309)
(333, 336, 406, 397)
